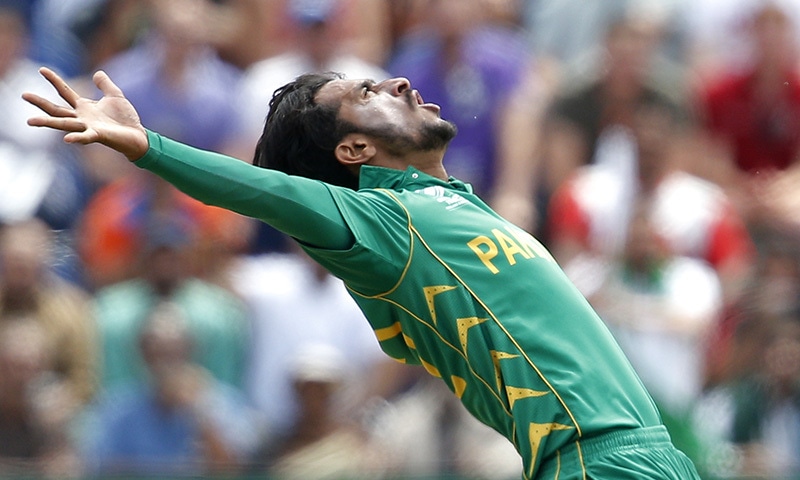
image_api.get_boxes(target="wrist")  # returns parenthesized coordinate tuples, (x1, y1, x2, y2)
(125, 126, 150, 162)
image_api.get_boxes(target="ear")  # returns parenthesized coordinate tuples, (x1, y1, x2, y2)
(334, 133, 377, 167)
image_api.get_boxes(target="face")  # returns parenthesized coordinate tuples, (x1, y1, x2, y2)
(316, 77, 457, 156)
(752, 4, 796, 67)
(0, 10, 25, 77)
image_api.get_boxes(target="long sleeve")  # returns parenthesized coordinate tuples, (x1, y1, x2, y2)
(135, 131, 354, 250)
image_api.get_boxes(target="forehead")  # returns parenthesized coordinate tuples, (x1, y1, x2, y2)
(315, 78, 370, 107)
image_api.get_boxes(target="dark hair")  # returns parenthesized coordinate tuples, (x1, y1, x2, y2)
(252, 72, 360, 190)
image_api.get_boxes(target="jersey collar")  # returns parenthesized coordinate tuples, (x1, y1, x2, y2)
(358, 165, 473, 194)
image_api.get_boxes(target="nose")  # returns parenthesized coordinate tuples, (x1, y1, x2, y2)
(377, 77, 411, 96)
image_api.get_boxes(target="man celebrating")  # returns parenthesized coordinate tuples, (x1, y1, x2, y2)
(24, 67, 700, 479)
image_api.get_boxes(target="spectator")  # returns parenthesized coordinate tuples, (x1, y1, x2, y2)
(724, 314, 800, 478)
(27, 0, 136, 79)
(547, 97, 754, 301)
(546, 98, 755, 390)
(386, 0, 531, 200)
(721, 228, 800, 382)
(56, 0, 149, 192)
(522, 0, 628, 73)
(0, 0, 89, 230)
(588, 206, 722, 416)
(0, 219, 97, 405)
(213, 0, 391, 71)
(230, 249, 389, 440)
(695, 1, 800, 238)
(77, 171, 251, 290)
(256, 344, 387, 479)
(584, 205, 722, 473)
(692, 221, 800, 475)
(684, 0, 800, 82)
(540, 11, 692, 208)
(100, 0, 241, 152)
(72, 0, 251, 288)
(92, 217, 250, 391)
(365, 372, 524, 479)
(82, 301, 261, 477)
(0, 317, 83, 478)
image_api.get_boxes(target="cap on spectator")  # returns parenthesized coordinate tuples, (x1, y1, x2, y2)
(290, 343, 347, 384)
(288, 0, 339, 25)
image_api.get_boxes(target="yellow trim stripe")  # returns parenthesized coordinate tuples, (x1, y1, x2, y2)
(409, 222, 583, 436)
(506, 386, 549, 410)
(451, 375, 467, 398)
(345, 188, 415, 299)
(576, 440, 587, 480)
(374, 322, 403, 341)
(420, 358, 441, 377)
(554, 450, 561, 480)
(353, 292, 514, 414)
(342, 190, 516, 416)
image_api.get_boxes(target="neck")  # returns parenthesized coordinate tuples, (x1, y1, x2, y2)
(418, 163, 449, 181)
(370, 150, 449, 181)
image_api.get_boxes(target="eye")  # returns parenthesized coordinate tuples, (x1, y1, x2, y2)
(360, 81, 376, 98)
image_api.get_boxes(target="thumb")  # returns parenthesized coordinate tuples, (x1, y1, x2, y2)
(92, 70, 125, 97)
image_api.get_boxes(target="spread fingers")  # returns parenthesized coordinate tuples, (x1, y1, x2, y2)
(27, 115, 86, 133)
(22, 92, 77, 118)
(38, 66, 81, 108)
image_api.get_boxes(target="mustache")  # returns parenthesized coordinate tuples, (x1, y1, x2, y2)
(404, 89, 416, 109)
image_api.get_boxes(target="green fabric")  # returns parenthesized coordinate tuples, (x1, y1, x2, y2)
(136, 132, 695, 479)
(304, 165, 665, 478)
(137, 130, 354, 250)
(537, 426, 700, 479)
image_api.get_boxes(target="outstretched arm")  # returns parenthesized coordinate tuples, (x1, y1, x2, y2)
(23, 68, 355, 250)
(23, 67, 149, 161)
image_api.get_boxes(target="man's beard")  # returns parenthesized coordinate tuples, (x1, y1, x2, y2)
(360, 118, 458, 157)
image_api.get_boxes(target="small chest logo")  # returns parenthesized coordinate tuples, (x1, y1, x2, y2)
(415, 186, 469, 210)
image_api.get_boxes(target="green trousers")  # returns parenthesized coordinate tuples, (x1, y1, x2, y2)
(536, 426, 701, 480)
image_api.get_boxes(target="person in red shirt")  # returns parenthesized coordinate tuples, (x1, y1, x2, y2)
(697, 2, 800, 230)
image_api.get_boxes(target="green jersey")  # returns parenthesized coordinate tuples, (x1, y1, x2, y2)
(136, 132, 671, 479)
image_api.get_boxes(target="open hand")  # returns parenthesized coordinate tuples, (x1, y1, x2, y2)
(22, 67, 149, 161)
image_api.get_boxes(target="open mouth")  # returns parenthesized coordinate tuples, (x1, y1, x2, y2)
(413, 89, 441, 114)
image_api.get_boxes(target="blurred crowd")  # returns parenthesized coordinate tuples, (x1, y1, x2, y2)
(2, 0, 800, 478)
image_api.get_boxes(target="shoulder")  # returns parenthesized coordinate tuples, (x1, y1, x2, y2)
(326, 186, 412, 235)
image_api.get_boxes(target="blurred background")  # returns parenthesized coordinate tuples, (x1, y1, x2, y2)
(2, 0, 800, 478)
